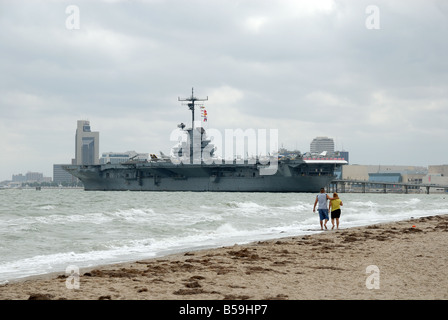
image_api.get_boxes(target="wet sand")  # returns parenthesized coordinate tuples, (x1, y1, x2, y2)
(1, 215, 447, 300)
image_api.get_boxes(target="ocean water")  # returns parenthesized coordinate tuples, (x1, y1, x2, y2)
(0, 189, 447, 283)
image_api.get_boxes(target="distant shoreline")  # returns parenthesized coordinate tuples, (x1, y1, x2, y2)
(0, 186, 83, 190)
(2, 187, 447, 194)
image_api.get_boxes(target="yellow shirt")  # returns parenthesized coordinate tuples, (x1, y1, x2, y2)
(330, 199, 342, 212)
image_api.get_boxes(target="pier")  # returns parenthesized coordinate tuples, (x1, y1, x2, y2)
(328, 179, 448, 194)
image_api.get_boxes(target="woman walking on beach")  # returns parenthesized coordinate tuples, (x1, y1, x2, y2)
(329, 193, 343, 230)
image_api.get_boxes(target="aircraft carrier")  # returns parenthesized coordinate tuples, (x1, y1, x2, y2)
(63, 89, 346, 192)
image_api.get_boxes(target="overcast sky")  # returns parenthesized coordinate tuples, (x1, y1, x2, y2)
(1, 0, 447, 181)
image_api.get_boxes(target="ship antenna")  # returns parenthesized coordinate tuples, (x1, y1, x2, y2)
(178, 87, 208, 129)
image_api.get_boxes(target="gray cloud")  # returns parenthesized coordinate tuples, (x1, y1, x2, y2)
(1, 0, 447, 180)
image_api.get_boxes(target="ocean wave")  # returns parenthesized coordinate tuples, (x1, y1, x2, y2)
(105, 208, 157, 222)
(38, 205, 56, 210)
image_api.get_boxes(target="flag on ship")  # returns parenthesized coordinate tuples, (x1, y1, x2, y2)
(201, 108, 208, 122)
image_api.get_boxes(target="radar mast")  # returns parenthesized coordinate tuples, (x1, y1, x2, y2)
(178, 88, 208, 130)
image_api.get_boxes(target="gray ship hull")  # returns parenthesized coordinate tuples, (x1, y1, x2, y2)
(63, 160, 338, 192)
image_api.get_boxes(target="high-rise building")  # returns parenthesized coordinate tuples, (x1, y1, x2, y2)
(338, 151, 349, 164)
(25, 172, 44, 182)
(12, 172, 50, 183)
(12, 174, 26, 183)
(53, 164, 75, 184)
(75, 120, 99, 165)
(310, 136, 334, 156)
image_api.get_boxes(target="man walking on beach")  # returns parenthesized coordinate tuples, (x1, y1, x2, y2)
(313, 188, 333, 230)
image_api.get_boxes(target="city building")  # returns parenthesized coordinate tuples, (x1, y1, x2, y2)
(11, 172, 51, 184)
(75, 120, 99, 165)
(12, 174, 26, 183)
(342, 165, 428, 182)
(428, 165, 448, 177)
(310, 136, 334, 156)
(25, 172, 43, 182)
(423, 165, 448, 186)
(368, 172, 402, 183)
(53, 164, 75, 184)
(337, 151, 349, 164)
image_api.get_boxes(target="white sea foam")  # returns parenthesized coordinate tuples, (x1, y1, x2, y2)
(38, 205, 56, 210)
(215, 223, 239, 234)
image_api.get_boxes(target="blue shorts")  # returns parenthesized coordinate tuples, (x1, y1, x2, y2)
(318, 209, 329, 221)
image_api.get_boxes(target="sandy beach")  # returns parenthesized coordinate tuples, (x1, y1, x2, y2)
(1, 214, 447, 300)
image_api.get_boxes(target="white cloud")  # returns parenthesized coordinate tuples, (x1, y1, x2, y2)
(244, 16, 269, 34)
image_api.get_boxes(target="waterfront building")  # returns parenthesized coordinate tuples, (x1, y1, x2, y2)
(338, 151, 349, 164)
(342, 165, 428, 181)
(369, 172, 402, 183)
(310, 136, 334, 156)
(11, 172, 50, 184)
(423, 165, 448, 186)
(12, 174, 26, 183)
(75, 120, 99, 165)
(25, 172, 44, 182)
(53, 164, 75, 184)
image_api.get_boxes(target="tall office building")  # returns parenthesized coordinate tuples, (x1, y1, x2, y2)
(339, 151, 349, 164)
(75, 120, 99, 165)
(310, 136, 334, 156)
(25, 172, 44, 182)
(53, 164, 75, 184)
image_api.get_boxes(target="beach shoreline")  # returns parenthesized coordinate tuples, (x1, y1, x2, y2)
(1, 214, 447, 300)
